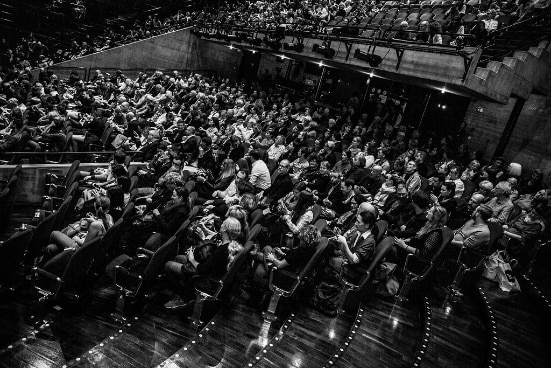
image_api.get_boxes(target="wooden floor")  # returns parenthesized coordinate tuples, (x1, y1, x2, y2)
(1, 203, 550, 368)
(1, 270, 550, 368)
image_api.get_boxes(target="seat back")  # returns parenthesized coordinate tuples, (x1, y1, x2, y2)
(121, 202, 135, 221)
(128, 176, 139, 192)
(247, 224, 262, 243)
(249, 208, 263, 228)
(311, 204, 322, 224)
(0, 188, 11, 222)
(92, 218, 125, 268)
(0, 229, 33, 281)
(487, 222, 504, 254)
(372, 220, 388, 244)
(53, 195, 73, 230)
(215, 240, 255, 299)
(296, 237, 329, 281)
(5, 175, 18, 190)
(12, 163, 22, 178)
(430, 226, 454, 264)
(140, 236, 179, 294)
(63, 160, 80, 187)
(63, 182, 79, 201)
(24, 210, 60, 265)
(352, 236, 394, 290)
(59, 236, 103, 294)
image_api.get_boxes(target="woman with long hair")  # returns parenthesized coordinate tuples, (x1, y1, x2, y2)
(164, 216, 245, 309)
(194, 158, 236, 200)
(393, 205, 448, 261)
(40, 196, 113, 274)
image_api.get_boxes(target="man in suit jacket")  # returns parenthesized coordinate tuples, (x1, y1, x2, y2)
(261, 159, 293, 206)
(330, 211, 377, 279)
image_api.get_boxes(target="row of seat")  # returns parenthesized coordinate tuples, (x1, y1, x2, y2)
(0, 163, 21, 232)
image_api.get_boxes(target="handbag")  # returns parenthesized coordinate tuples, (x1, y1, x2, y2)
(495, 257, 520, 293)
(375, 261, 399, 297)
(482, 250, 503, 281)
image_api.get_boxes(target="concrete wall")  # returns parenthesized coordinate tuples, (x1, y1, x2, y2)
(464, 93, 551, 182)
(54, 28, 242, 78)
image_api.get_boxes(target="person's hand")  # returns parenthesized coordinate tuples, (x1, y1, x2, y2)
(323, 198, 332, 207)
(274, 247, 285, 256)
(282, 214, 290, 221)
(400, 225, 407, 231)
(266, 252, 276, 262)
(83, 176, 91, 181)
(152, 209, 160, 216)
(502, 225, 509, 230)
(196, 175, 205, 183)
(146, 197, 153, 203)
(138, 170, 146, 175)
(336, 235, 347, 245)
(187, 247, 195, 261)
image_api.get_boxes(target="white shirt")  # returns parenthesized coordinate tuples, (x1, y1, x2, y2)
(250, 160, 272, 190)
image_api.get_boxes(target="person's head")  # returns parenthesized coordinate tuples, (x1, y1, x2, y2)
(531, 196, 548, 216)
(308, 156, 320, 169)
(250, 149, 262, 162)
(405, 160, 418, 174)
(356, 210, 376, 233)
(473, 204, 493, 222)
(478, 180, 494, 196)
(396, 182, 408, 196)
(220, 216, 242, 241)
(337, 177, 353, 193)
(221, 158, 236, 178)
(506, 162, 522, 177)
(329, 171, 341, 185)
(319, 161, 331, 174)
(440, 181, 456, 199)
(448, 165, 461, 180)
(277, 159, 290, 174)
(422, 205, 448, 232)
(493, 181, 511, 198)
(94, 195, 111, 230)
(171, 186, 188, 204)
(298, 225, 321, 248)
(468, 193, 485, 211)
(239, 193, 258, 212)
(531, 169, 544, 183)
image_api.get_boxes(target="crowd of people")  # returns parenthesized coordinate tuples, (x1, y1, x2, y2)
(2, 0, 549, 85)
(2, 62, 547, 314)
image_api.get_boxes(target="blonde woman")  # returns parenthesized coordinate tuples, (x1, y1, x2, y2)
(164, 217, 244, 309)
(394, 205, 448, 261)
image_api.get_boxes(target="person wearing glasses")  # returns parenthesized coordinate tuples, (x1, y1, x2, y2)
(259, 159, 294, 207)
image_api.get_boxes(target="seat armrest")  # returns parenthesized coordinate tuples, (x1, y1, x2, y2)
(32, 267, 62, 282)
(404, 253, 433, 280)
(268, 268, 300, 296)
(42, 195, 64, 201)
(113, 265, 143, 295)
(193, 276, 224, 299)
(136, 247, 154, 257)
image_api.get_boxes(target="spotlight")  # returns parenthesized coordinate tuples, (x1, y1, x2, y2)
(312, 43, 336, 59)
(263, 37, 282, 50)
(353, 48, 382, 67)
(283, 42, 305, 52)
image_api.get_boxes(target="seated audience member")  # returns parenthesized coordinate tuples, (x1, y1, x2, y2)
(142, 187, 190, 251)
(328, 210, 377, 279)
(163, 216, 244, 309)
(390, 190, 431, 238)
(486, 181, 515, 224)
(254, 225, 321, 287)
(393, 205, 448, 263)
(259, 159, 293, 207)
(194, 158, 236, 200)
(503, 197, 547, 270)
(249, 149, 271, 193)
(373, 174, 397, 210)
(40, 196, 113, 273)
(451, 204, 492, 253)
